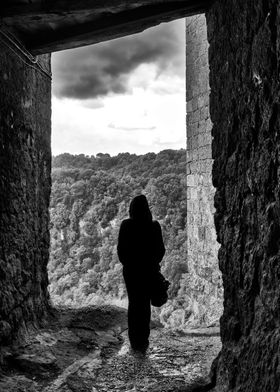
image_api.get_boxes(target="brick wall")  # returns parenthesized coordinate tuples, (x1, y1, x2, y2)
(185, 14, 223, 326)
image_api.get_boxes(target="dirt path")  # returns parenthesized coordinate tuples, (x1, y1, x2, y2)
(0, 306, 221, 392)
(93, 329, 221, 392)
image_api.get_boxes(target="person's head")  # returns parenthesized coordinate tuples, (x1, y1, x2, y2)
(129, 195, 152, 221)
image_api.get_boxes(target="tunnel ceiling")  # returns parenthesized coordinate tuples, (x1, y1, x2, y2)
(0, 0, 213, 54)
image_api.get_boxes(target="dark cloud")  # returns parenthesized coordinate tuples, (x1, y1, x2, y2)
(52, 19, 185, 100)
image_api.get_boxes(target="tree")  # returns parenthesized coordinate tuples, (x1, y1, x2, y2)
(49, 148, 190, 326)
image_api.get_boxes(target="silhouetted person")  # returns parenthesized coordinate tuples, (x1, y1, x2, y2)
(117, 195, 165, 354)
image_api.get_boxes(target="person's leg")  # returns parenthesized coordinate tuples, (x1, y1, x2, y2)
(123, 270, 151, 352)
(127, 293, 150, 352)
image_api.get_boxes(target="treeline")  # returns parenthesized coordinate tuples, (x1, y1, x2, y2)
(49, 149, 192, 328)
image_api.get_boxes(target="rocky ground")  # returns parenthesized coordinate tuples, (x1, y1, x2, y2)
(0, 306, 221, 392)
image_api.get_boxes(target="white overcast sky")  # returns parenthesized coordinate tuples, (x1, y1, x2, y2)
(51, 19, 186, 156)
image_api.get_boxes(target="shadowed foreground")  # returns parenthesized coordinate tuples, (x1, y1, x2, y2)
(0, 306, 221, 392)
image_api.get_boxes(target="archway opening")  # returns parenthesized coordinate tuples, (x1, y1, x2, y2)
(48, 16, 222, 331)
(49, 19, 189, 328)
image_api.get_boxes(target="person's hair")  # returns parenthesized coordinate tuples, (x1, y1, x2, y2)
(129, 195, 152, 221)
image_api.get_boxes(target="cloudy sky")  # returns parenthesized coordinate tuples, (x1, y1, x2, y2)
(51, 19, 186, 156)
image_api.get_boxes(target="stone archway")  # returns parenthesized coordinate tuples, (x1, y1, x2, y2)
(1, 0, 280, 390)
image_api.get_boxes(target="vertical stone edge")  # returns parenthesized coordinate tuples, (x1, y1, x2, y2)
(206, 0, 280, 390)
(185, 14, 223, 327)
(0, 41, 52, 345)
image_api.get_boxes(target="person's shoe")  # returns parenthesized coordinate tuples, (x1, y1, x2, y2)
(130, 344, 149, 358)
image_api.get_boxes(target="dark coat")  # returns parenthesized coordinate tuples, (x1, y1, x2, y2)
(117, 218, 165, 274)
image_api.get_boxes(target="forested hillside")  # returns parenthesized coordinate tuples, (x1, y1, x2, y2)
(49, 149, 196, 329)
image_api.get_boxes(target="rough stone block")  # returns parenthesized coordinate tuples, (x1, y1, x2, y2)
(198, 226, 206, 241)
(187, 123, 198, 139)
(200, 106, 209, 121)
(203, 133, 213, 146)
(186, 114, 193, 127)
(186, 149, 193, 163)
(187, 174, 198, 187)
(206, 118, 212, 132)
(192, 98, 199, 112)
(190, 188, 198, 200)
(199, 145, 212, 160)
(192, 136, 199, 150)
(198, 95, 205, 108)
(198, 134, 205, 148)
(192, 148, 199, 161)
(197, 120, 207, 134)
(186, 100, 193, 113)
(200, 159, 213, 174)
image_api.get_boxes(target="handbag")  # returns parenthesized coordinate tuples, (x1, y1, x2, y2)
(150, 271, 170, 307)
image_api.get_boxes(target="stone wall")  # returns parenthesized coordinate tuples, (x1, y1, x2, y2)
(0, 41, 52, 344)
(185, 14, 223, 326)
(207, 0, 280, 390)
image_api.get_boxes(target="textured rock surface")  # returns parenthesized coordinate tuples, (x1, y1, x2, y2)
(207, 0, 280, 390)
(0, 42, 51, 344)
(185, 14, 223, 327)
(0, 305, 221, 392)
